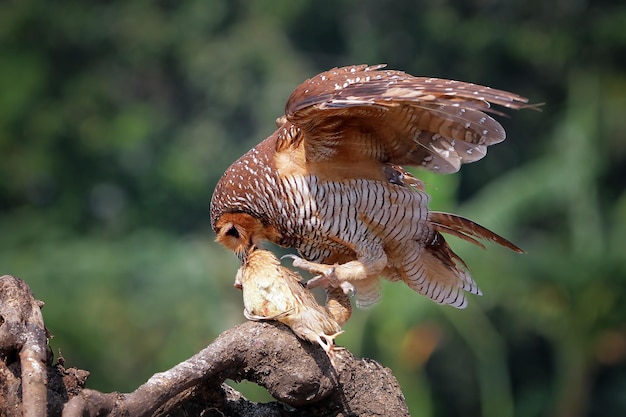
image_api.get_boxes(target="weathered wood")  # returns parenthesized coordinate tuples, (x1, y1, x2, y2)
(0, 275, 409, 417)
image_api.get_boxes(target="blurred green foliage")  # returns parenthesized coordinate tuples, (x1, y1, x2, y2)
(1, 1, 625, 416)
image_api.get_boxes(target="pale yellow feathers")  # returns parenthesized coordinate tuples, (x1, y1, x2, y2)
(237, 248, 351, 365)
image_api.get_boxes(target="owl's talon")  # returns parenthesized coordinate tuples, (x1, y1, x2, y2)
(306, 273, 331, 289)
(281, 254, 310, 271)
(283, 254, 353, 294)
(340, 281, 356, 296)
(282, 254, 330, 274)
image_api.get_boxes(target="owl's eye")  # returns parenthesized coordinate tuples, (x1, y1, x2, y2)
(225, 226, 240, 239)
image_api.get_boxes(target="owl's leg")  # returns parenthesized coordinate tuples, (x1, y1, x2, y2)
(283, 251, 387, 295)
(310, 270, 358, 295)
(282, 255, 354, 293)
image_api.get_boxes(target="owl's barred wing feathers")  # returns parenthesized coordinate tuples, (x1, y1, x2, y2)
(284, 64, 534, 173)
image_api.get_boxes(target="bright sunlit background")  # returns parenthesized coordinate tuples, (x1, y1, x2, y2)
(1, 1, 625, 416)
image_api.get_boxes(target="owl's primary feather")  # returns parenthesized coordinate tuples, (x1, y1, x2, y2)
(211, 64, 530, 309)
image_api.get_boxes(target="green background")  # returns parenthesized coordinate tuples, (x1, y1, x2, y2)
(1, 1, 625, 416)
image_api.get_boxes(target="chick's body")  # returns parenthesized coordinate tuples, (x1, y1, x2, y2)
(237, 248, 350, 362)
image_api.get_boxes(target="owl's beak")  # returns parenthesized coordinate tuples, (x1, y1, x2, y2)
(236, 250, 246, 265)
(236, 245, 255, 265)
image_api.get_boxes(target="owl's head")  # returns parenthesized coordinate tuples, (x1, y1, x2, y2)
(213, 212, 281, 262)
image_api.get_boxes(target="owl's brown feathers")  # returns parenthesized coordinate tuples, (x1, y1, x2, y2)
(211, 64, 530, 310)
(282, 64, 532, 174)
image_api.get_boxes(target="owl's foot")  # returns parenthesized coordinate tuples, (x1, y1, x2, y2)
(281, 254, 356, 295)
(309, 275, 356, 296)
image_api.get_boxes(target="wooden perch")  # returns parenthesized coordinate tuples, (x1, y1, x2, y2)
(0, 275, 409, 416)
(0, 275, 48, 417)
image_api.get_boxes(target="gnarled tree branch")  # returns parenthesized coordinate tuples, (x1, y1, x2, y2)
(0, 275, 409, 416)
(0, 275, 48, 417)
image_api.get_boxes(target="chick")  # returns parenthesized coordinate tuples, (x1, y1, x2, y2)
(235, 247, 351, 366)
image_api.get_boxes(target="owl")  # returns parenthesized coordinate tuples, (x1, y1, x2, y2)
(236, 247, 350, 365)
(211, 64, 531, 309)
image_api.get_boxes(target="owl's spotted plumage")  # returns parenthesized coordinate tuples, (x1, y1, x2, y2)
(211, 64, 530, 309)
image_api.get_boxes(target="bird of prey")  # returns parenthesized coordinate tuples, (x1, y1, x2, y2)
(211, 64, 530, 309)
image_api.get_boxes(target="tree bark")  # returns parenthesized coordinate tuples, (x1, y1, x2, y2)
(0, 275, 409, 416)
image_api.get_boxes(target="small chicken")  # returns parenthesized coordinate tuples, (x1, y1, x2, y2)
(236, 247, 350, 365)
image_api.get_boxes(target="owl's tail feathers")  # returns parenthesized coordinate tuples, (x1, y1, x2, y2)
(427, 211, 524, 254)
(414, 232, 478, 309)
(409, 212, 523, 309)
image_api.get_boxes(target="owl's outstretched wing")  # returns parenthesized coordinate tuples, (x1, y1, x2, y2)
(283, 64, 534, 174)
